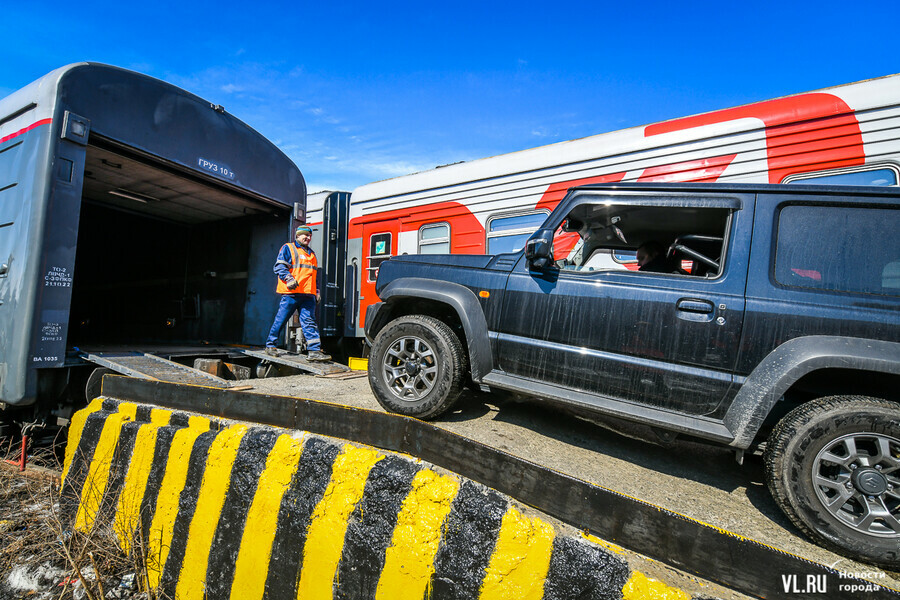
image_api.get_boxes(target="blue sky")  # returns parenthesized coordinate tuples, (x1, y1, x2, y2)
(3, 1, 897, 193)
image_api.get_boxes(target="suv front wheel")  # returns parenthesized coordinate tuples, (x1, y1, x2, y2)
(765, 395, 900, 567)
(368, 315, 467, 420)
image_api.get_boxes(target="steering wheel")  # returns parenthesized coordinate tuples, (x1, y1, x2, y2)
(667, 235, 722, 270)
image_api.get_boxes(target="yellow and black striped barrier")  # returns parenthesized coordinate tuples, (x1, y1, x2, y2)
(64, 376, 900, 600)
(62, 396, 696, 600)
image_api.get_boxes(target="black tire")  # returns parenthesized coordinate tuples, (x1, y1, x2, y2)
(765, 395, 900, 567)
(368, 315, 467, 420)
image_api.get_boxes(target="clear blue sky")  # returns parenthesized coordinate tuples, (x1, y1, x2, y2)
(3, 1, 897, 193)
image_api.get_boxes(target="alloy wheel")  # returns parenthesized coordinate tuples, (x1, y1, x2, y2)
(812, 432, 900, 537)
(381, 335, 438, 401)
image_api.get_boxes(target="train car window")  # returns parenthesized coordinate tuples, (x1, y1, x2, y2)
(367, 232, 392, 282)
(784, 166, 898, 186)
(487, 211, 548, 254)
(418, 223, 450, 254)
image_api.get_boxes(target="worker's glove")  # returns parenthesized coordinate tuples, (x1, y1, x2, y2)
(285, 276, 298, 290)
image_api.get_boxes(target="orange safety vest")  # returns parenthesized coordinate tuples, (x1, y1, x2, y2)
(276, 243, 317, 295)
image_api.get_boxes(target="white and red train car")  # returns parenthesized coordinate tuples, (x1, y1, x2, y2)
(309, 74, 900, 343)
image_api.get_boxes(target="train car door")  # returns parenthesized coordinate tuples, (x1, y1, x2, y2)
(360, 220, 399, 327)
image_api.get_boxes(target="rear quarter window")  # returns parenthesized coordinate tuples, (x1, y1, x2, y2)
(775, 204, 900, 296)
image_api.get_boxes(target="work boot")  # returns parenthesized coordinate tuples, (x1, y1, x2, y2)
(307, 350, 331, 362)
(264, 346, 279, 357)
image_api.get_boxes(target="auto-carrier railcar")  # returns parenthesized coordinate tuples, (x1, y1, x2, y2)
(0, 63, 305, 427)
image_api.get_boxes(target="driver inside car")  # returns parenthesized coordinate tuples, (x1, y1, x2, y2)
(636, 241, 671, 273)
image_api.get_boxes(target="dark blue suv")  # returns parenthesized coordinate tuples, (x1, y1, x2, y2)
(364, 182, 900, 567)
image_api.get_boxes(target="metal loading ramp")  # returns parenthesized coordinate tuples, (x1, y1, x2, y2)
(78, 351, 234, 388)
(240, 348, 351, 377)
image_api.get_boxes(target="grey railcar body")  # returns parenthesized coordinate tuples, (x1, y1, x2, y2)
(0, 63, 304, 410)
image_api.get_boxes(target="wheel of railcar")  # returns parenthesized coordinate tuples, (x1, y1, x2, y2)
(765, 395, 900, 567)
(256, 362, 277, 379)
(85, 367, 112, 402)
(368, 315, 467, 420)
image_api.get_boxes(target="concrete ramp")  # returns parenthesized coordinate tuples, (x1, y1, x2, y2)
(60, 397, 706, 600)
(59, 376, 900, 600)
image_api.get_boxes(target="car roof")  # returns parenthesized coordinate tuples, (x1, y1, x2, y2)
(569, 181, 900, 199)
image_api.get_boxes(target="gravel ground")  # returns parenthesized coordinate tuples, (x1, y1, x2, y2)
(0, 458, 152, 600)
(242, 370, 900, 591)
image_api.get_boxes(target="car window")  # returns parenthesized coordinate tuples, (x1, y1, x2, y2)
(775, 204, 900, 296)
(551, 202, 732, 277)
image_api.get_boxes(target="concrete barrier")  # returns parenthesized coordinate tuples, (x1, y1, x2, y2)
(61, 397, 699, 600)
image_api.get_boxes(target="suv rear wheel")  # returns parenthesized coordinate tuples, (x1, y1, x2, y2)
(765, 395, 900, 567)
(368, 315, 467, 420)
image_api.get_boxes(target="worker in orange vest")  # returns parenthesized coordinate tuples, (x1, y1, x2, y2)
(265, 225, 331, 361)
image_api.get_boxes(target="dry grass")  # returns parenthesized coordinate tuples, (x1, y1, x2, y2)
(0, 440, 163, 599)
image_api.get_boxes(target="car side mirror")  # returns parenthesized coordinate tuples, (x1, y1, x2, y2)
(525, 229, 555, 270)
(561, 217, 583, 233)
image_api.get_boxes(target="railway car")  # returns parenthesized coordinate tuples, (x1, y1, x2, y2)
(0, 63, 305, 428)
(324, 74, 900, 341)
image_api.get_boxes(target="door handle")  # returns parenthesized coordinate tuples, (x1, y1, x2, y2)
(676, 298, 714, 314)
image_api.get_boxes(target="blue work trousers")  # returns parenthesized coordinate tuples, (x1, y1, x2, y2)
(266, 294, 321, 351)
